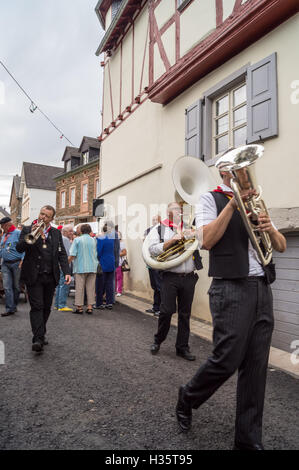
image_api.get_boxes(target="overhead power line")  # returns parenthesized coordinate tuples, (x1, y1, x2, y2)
(0, 59, 74, 146)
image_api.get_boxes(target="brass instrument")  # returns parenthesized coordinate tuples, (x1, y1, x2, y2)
(142, 156, 215, 270)
(215, 144, 273, 266)
(24, 220, 46, 245)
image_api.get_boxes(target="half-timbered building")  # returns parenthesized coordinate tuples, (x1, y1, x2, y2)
(95, 0, 299, 352)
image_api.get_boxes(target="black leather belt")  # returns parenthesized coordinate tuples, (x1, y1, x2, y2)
(164, 271, 194, 278)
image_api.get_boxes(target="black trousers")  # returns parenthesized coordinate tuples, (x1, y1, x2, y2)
(148, 268, 162, 312)
(184, 277, 274, 446)
(154, 272, 198, 351)
(26, 273, 57, 343)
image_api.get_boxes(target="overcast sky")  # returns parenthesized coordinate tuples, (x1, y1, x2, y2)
(0, 0, 104, 209)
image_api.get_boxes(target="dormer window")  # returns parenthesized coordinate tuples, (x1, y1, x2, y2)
(66, 160, 71, 172)
(82, 151, 89, 165)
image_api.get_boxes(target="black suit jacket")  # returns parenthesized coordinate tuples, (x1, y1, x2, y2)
(16, 225, 70, 286)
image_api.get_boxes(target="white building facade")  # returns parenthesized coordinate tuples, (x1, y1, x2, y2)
(95, 0, 299, 353)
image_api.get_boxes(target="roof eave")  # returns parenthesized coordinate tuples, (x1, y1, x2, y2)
(95, 0, 132, 56)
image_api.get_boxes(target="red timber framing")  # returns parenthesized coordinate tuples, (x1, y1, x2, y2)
(148, 0, 299, 104)
(98, 0, 298, 141)
(99, 1, 149, 141)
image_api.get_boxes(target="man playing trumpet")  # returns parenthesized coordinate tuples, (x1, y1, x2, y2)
(149, 202, 202, 361)
(16, 206, 71, 353)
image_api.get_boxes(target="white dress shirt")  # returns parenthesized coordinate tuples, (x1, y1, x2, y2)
(194, 183, 265, 277)
(148, 224, 196, 274)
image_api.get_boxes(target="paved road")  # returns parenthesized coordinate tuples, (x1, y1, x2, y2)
(0, 296, 298, 450)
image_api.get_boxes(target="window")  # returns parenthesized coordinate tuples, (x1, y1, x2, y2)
(95, 178, 100, 198)
(66, 160, 71, 172)
(70, 187, 76, 206)
(82, 183, 88, 203)
(61, 191, 66, 209)
(185, 53, 278, 165)
(213, 83, 247, 156)
(82, 151, 89, 165)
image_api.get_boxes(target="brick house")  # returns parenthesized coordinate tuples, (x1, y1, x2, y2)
(9, 175, 22, 227)
(54, 136, 101, 227)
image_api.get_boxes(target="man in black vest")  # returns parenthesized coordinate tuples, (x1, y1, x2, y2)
(16, 206, 71, 353)
(149, 202, 202, 361)
(175, 168, 286, 449)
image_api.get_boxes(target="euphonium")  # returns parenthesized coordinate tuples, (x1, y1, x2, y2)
(142, 156, 215, 270)
(215, 144, 273, 266)
(24, 220, 46, 245)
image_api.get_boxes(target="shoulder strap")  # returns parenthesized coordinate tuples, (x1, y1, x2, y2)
(157, 223, 166, 243)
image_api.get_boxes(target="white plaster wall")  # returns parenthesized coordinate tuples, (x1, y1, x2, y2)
(180, 0, 216, 56)
(122, 28, 133, 108)
(155, 0, 175, 30)
(161, 23, 176, 67)
(105, 6, 112, 30)
(154, 42, 166, 82)
(133, 8, 150, 96)
(109, 46, 121, 119)
(28, 189, 57, 224)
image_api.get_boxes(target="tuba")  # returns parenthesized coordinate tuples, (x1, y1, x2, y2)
(215, 144, 273, 266)
(24, 220, 46, 245)
(142, 156, 215, 270)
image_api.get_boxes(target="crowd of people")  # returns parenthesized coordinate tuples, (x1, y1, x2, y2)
(0, 161, 288, 450)
(0, 209, 128, 350)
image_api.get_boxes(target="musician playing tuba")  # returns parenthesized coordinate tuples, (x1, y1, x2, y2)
(149, 202, 203, 361)
(175, 146, 286, 450)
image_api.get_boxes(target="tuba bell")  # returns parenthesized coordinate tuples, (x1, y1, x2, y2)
(142, 156, 215, 270)
(215, 144, 273, 266)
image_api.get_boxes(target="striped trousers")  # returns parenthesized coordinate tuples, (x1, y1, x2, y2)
(184, 277, 274, 446)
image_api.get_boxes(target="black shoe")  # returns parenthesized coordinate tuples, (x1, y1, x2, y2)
(150, 343, 160, 355)
(234, 441, 264, 450)
(105, 304, 113, 310)
(153, 310, 160, 317)
(42, 338, 49, 346)
(1, 311, 15, 317)
(176, 385, 192, 432)
(72, 309, 83, 314)
(145, 308, 155, 313)
(32, 342, 43, 353)
(176, 349, 196, 361)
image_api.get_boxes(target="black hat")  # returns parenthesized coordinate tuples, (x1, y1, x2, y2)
(0, 217, 11, 225)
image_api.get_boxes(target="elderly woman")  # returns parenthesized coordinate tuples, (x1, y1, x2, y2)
(69, 224, 98, 314)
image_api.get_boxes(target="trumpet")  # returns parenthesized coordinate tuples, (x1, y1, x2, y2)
(24, 220, 46, 245)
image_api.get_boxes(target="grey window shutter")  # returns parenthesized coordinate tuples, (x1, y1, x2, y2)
(247, 52, 278, 143)
(185, 99, 202, 158)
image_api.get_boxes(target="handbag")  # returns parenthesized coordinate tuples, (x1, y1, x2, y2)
(121, 258, 130, 272)
(97, 263, 103, 275)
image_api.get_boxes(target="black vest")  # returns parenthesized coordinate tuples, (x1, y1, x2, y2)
(38, 232, 53, 275)
(209, 192, 249, 278)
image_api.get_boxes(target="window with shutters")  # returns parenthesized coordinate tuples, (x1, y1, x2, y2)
(185, 53, 278, 166)
(213, 83, 247, 157)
